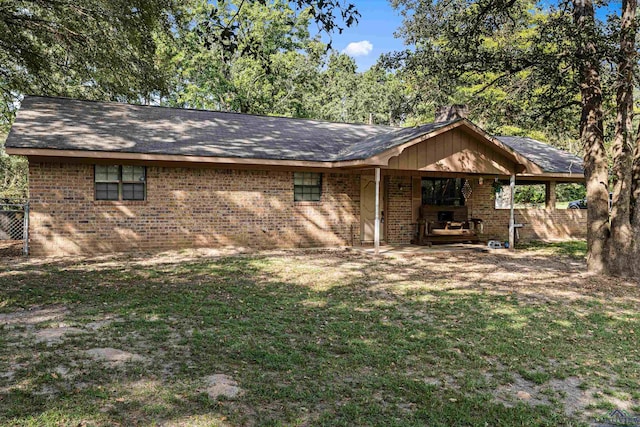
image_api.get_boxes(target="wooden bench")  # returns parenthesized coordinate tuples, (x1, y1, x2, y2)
(412, 205, 482, 245)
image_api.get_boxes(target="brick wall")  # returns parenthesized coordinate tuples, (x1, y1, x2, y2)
(28, 162, 361, 256)
(468, 182, 504, 236)
(468, 179, 587, 241)
(386, 176, 413, 244)
(27, 162, 586, 255)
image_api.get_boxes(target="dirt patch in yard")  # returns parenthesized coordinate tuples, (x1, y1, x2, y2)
(0, 305, 70, 326)
(33, 327, 85, 344)
(202, 374, 244, 400)
(493, 373, 592, 415)
(85, 348, 148, 365)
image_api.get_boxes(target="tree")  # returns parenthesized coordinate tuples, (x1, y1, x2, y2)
(311, 54, 411, 125)
(0, 156, 28, 201)
(571, 0, 611, 274)
(317, 53, 360, 121)
(159, 0, 330, 116)
(0, 132, 27, 201)
(158, 1, 409, 125)
(608, 0, 637, 274)
(386, 0, 584, 139)
(0, 0, 359, 120)
(390, 0, 640, 277)
(354, 66, 411, 126)
(1, 0, 362, 120)
(0, 0, 175, 117)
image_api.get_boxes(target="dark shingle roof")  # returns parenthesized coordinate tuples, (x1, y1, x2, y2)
(6, 96, 583, 176)
(7, 96, 428, 162)
(496, 136, 583, 174)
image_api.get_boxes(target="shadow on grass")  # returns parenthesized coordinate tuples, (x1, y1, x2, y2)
(0, 248, 638, 425)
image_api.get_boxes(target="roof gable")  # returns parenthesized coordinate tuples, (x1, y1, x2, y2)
(384, 126, 520, 175)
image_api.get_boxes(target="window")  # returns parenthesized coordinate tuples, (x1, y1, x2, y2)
(421, 178, 465, 206)
(95, 165, 146, 201)
(294, 172, 322, 201)
(95, 165, 120, 201)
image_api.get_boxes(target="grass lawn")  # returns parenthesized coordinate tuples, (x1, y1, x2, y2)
(1, 242, 639, 426)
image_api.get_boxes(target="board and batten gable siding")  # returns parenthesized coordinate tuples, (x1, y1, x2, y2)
(387, 128, 517, 174)
(28, 162, 361, 256)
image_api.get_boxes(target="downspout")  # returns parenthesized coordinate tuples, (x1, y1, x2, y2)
(509, 173, 516, 251)
(374, 167, 381, 255)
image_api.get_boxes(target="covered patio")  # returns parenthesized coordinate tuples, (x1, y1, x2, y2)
(356, 121, 585, 253)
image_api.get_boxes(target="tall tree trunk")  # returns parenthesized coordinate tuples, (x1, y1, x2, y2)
(608, 0, 637, 276)
(632, 131, 640, 276)
(573, 0, 610, 274)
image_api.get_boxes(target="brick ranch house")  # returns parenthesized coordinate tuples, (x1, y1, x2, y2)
(5, 96, 586, 256)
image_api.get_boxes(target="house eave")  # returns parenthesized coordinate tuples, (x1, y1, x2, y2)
(5, 147, 342, 169)
(516, 172, 585, 182)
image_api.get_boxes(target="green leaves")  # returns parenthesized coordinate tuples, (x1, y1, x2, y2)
(0, 154, 27, 201)
(0, 0, 177, 135)
(194, 0, 359, 56)
(389, 0, 583, 140)
(158, 1, 407, 124)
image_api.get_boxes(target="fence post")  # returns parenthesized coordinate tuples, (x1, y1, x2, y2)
(23, 202, 29, 256)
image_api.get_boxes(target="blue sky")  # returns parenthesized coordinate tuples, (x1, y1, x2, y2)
(321, 0, 407, 71)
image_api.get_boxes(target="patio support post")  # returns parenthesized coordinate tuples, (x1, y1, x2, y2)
(509, 174, 516, 251)
(546, 181, 556, 210)
(374, 167, 381, 255)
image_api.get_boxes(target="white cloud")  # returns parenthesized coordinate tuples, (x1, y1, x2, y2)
(342, 40, 373, 57)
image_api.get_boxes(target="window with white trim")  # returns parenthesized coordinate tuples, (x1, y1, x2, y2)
(95, 165, 146, 201)
(294, 172, 322, 202)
